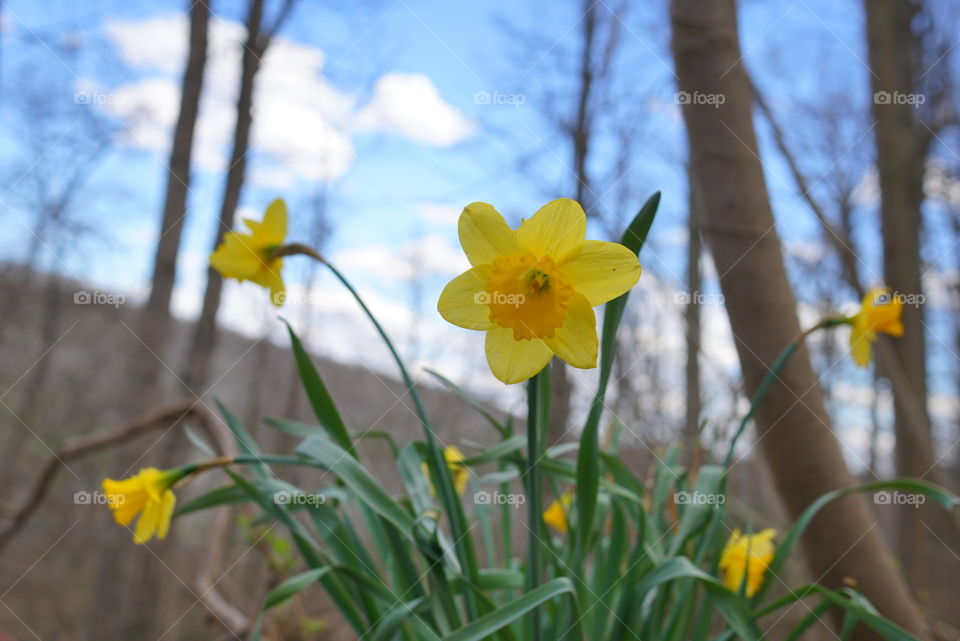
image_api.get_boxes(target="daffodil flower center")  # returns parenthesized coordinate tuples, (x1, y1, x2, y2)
(484, 252, 573, 340)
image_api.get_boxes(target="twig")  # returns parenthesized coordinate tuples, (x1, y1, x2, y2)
(0, 399, 248, 635)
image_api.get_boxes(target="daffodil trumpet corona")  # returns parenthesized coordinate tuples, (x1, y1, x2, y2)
(210, 198, 290, 306)
(722, 288, 902, 467)
(843, 286, 905, 367)
(101, 458, 232, 544)
(719, 529, 777, 598)
(438, 199, 642, 384)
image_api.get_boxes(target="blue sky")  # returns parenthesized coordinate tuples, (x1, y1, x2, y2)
(1, 0, 957, 468)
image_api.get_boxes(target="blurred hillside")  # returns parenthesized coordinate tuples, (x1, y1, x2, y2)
(0, 267, 508, 640)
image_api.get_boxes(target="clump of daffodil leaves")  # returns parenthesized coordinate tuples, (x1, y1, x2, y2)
(100, 195, 956, 641)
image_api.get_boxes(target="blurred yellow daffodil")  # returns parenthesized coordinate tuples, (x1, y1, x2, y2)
(543, 491, 573, 534)
(210, 198, 288, 306)
(422, 445, 470, 496)
(848, 287, 904, 367)
(438, 199, 641, 384)
(718, 528, 776, 597)
(102, 467, 184, 544)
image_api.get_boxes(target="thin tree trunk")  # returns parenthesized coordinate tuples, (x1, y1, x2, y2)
(184, 0, 267, 393)
(669, 1, 929, 638)
(137, 0, 211, 393)
(755, 60, 960, 548)
(548, 0, 598, 447)
(684, 168, 702, 459)
(865, 0, 935, 593)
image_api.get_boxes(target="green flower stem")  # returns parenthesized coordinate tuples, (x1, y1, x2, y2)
(721, 316, 848, 470)
(274, 243, 482, 620)
(526, 369, 545, 640)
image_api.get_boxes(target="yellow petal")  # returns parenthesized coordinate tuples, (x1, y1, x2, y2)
(849, 327, 874, 367)
(543, 294, 598, 369)
(459, 202, 520, 266)
(102, 475, 143, 496)
(210, 232, 263, 279)
(154, 490, 176, 540)
(518, 198, 585, 262)
(245, 198, 288, 246)
(453, 467, 469, 495)
(134, 498, 161, 544)
(103, 483, 146, 526)
(442, 446, 470, 494)
(543, 500, 568, 533)
(884, 320, 904, 337)
(437, 266, 494, 330)
(484, 327, 553, 384)
(562, 240, 641, 306)
(248, 259, 286, 306)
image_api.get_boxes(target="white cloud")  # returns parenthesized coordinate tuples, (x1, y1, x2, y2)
(100, 15, 472, 184)
(331, 233, 469, 282)
(355, 73, 475, 146)
(103, 14, 356, 181)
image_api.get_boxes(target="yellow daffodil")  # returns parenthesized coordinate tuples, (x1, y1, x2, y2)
(210, 198, 288, 306)
(421, 446, 470, 496)
(102, 467, 184, 544)
(543, 491, 574, 534)
(718, 528, 776, 597)
(438, 199, 641, 384)
(848, 287, 904, 367)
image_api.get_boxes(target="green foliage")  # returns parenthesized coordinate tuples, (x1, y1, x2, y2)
(174, 193, 958, 641)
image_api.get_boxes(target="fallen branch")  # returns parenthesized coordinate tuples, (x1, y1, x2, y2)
(0, 399, 248, 636)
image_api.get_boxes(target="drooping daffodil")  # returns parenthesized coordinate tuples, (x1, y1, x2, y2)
(543, 491, 574, 534)
(210, 198, 288, 306)
(438, 199, 641, 384)
(421, 445, 470, 496)
(847, 287, 904, 367)
(718, 528, 777, 597)
(101, 467, 186, 544)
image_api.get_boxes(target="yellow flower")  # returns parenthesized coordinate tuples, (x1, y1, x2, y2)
(438, 199, 641, 384)
(848, 287, 904, 367)
(421, 446, 470, 496)
(718, 528, 776, 597)
(101, 468, 182, 544)
(543, 492, 573, 533)
(210, 198, 288, 306)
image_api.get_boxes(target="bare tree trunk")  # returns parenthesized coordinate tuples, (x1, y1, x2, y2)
(669, 1, 929, 638)
(183, 0, 275, 393)
(136, 0, 211, 393)
(865, 0, 935, 594)
(549, 0, 598, 447)
(868, 374, 884, 477)
(684, 168, 702, 458)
